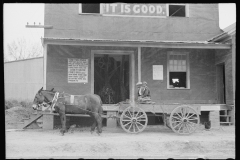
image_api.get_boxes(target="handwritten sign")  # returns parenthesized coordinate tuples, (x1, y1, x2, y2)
(153, 65, 163, 80)
(68, 58, 88, 83)
(102, 3, 166, 17)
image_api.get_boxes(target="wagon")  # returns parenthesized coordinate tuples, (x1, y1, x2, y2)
(108, 101, 200, 135)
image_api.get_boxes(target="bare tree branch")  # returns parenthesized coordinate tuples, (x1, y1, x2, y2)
(6, 37, 43, 61)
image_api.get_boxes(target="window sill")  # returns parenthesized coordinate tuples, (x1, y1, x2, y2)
(79, 13, 103, 16)
(167, 88, 190, 90)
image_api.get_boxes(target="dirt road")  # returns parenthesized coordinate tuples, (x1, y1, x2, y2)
(6, 125, 235, 159)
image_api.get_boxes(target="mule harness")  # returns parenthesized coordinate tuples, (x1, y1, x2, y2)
(40, 91, 109, 117)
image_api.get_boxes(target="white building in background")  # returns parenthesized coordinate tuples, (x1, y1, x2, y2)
(4, 57, 43, 101)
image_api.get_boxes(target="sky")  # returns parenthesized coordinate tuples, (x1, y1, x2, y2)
(3, 3, 236, 59)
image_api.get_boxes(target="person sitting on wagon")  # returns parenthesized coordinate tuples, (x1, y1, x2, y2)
(137, 81, 151, 103)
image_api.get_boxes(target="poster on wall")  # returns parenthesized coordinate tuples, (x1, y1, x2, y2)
(68, 58, 88, 83)
(153, 65, 163, 80)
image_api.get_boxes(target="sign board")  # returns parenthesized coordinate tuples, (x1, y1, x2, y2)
(68, 58, 88, 83)
(153, 65, 163, 80)
(102, 3, 167, 17)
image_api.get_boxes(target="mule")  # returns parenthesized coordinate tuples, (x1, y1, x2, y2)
(32, 87, 103, 136)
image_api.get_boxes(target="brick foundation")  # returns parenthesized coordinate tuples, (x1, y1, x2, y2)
(209, 111, 220, 128)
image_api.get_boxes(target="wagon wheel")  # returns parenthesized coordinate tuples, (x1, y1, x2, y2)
(169, 105, 200, 135)
(120, 106, 148, 134)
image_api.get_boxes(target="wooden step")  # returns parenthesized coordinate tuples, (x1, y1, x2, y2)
(22, 114, 43, 129)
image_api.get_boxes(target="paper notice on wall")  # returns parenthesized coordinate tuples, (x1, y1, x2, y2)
(153, 65, 163, 80)
(68, 58, 88, 83)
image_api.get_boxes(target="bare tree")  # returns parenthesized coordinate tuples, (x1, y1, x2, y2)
(6, 37, 43, 61)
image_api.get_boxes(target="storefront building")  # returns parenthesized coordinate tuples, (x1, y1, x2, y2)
(42, 4, 233, 127)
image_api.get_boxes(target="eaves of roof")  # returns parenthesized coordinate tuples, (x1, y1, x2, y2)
(42, 37, 231, 49)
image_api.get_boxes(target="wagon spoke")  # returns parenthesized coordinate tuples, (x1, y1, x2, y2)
(132, 107, 135, 117)
(176, 112, 183, 119)
(172, 116, 182, 120)
(173, 121, 182, 129)
(171, 120, 181, 123)
(133, 124, 136, 132)
(185, 107, 190, 118)
(136, 122, 144, 127)
(135, 110, 140, 118)
(127, 109, 133, 118)
(186, 123, 194, 131)
(177, 123, 184, 133)
(180, 108, 185, 117)
(123, 121, 132, 127)
(186, 113, 195, 119)
(136, 114, 145, 119)
(188, 121, 198, 127)
(185, 123, 190, 133)
(123, 114, 131, 119)
(188, 117, 198, 121)
(128, 123, 133, 131)
(135, 123, 140, 131)
(121, 119, 132, 122)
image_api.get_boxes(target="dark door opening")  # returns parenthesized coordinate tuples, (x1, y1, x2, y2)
(216, 63, 226, 104)
(94, 54, 130, 104)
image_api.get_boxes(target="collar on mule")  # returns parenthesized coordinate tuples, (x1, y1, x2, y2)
(41, 92, 59, 112)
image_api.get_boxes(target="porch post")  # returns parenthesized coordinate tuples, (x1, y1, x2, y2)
(231, 35, 235, 125)
(43, 43, 47, 90)
(138, 46, 141, 82)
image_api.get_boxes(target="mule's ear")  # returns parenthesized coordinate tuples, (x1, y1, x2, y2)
(38, 87, 43, 93)
(51, 88, 54, 91)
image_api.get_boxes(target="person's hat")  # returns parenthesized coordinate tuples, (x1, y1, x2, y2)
(142, 81, 147, 85)
(136, 82, 142, 86)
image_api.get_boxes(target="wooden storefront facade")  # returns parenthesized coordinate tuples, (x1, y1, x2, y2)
(41, 3, 234, 128)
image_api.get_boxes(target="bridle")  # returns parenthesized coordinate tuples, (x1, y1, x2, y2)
(35, 90, 59, 112)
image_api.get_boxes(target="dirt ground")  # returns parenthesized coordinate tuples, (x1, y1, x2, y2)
(6, 124, 235, 159)
(5, 106, 235, 159)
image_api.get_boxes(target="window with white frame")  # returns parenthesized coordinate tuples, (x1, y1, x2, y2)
(168, 4, 188, 17)
(168, 52, 190, 89)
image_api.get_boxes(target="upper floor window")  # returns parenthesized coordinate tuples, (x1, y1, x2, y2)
(168, 4, 188, 17)
(79, 3, 101, 14)
(167, 52, 190, 89)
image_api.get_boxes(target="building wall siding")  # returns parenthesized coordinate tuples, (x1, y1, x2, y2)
(215, 49, 233, 104)
(47, 45, 223, 104)
(4, 58, 44, 101)
(141, 48, 217, 104)
(44, 3, 222, 41)
(46, 45, 138, 95)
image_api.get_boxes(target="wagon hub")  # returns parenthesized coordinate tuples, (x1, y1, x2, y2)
(131, 118, 137, 124)
(182, 118, 188, 123)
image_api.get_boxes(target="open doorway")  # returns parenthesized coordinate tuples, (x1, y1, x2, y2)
(94, 54, 130, 104)
(216, 63, 226, 104)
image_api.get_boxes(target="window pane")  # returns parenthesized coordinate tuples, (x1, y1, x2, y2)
(82, 3, 100, 13)
(169, 5, 186, 17)
(169, 72, 186, 88)
(182, 60, 186, 65)
(174, 60, 178, 65)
